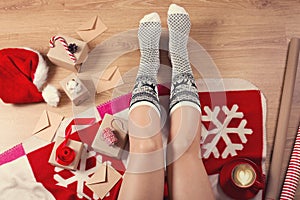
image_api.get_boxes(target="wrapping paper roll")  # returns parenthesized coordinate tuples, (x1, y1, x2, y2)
(280, 125, 300, 199)
(265, 38, 300, 199)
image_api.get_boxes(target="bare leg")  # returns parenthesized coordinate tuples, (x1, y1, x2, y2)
(118, 12, 164, 200)
(167, 106, 214, 200)
(166, 4, 214, 199)
(118, 106, 164, 200)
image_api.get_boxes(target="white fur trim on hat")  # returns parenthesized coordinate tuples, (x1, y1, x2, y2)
(22, 48, 49, 91)
(42, 85, 60, 107)
(33, 52, 49, 91)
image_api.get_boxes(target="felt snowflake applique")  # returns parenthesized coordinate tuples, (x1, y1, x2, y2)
(53, 147, 103, 200)
(201, 104, 253, 159)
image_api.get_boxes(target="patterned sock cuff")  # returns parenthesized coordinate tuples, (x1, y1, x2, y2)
(130, 75, 160, 113)
(169, 73, 200, 111)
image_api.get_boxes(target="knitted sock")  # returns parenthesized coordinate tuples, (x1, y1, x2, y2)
(130, 12, 162, 115)
(168, 4, 201, 113)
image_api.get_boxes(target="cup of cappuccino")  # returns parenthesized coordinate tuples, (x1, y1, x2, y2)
(219, 158, 265, 199)
(232, 163, 257, 188)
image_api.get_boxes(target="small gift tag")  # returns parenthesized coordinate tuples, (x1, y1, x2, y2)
(92, 114, 128, 159)
(60, 73, 90, 106)
(48, 136, 84, 170)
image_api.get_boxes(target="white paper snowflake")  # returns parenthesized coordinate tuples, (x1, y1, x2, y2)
(201, 104, 253, 159)
(53, 146, 103, 200)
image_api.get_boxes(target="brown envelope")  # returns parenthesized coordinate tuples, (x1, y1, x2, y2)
(76, 15, 107, 42)
(92, 66, 124, 94)
(86, 162, 122, 199)
(88, 163, 107, 184)
(32, 110, 64, 142)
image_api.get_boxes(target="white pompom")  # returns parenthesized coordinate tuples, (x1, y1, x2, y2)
(42, 85, 60, 107)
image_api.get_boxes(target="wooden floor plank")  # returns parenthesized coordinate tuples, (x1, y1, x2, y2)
(0, 0, 299, 198)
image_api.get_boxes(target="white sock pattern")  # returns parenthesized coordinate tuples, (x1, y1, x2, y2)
(130, 13, 162, 113)
(168, 4, 200, 112)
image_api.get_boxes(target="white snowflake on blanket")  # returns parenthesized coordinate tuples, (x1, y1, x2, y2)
(201, 104, 253, 159)
(54, 146, 103, 200)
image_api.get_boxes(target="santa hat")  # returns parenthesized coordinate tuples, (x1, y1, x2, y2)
(0, 48, 60, 106)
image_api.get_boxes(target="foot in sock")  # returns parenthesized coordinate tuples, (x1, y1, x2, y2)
(168, 4, 201, 113)
(130, 12, 162, 115)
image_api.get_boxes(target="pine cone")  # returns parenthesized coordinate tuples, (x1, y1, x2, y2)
(68, 43, 78, 54)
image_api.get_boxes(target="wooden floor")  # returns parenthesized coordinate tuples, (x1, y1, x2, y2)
(0, 0, 299, 198)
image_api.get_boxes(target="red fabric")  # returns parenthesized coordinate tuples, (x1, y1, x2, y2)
(26, 122, 125, 200)
(200, 90, 263, 175)
(0, 48, 43, 104)
(0, 86, 265, 199)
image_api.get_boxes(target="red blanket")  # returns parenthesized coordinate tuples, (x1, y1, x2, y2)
(0, 80, 266, 200)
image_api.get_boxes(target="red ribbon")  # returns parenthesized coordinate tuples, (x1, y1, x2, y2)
(56, 146, 75, 165)
(55, 118, 96, 166)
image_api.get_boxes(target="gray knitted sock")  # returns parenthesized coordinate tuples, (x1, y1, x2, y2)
(168, 4, 200, 113)
(130, 12, 161, 114)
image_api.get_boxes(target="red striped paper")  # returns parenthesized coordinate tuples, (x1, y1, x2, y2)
(280, 125, 300, 200)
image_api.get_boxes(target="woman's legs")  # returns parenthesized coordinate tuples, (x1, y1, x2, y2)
(118, 4, 214, 199)
(118, 12, 164, 200)
(118, 106, 164, 200)
(167, 107, 214, 200)
(166, 4, 214, 200)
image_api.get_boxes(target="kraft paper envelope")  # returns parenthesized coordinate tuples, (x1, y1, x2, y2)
(87, 163, 107, 184)
(86, 163, 122, 199)
(32, 110, 64, 142)
(77, 15, 107, 42)
(93, 66, 124, 94)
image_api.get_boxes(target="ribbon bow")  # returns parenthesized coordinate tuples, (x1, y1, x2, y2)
(55, 118, 96, 166)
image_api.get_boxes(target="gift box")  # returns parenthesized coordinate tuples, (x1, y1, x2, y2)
(48, 136, 84, 170)
(60, 73, 90, 106)
(47, 35, 89, 72)
(92, 114, 128, 159)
